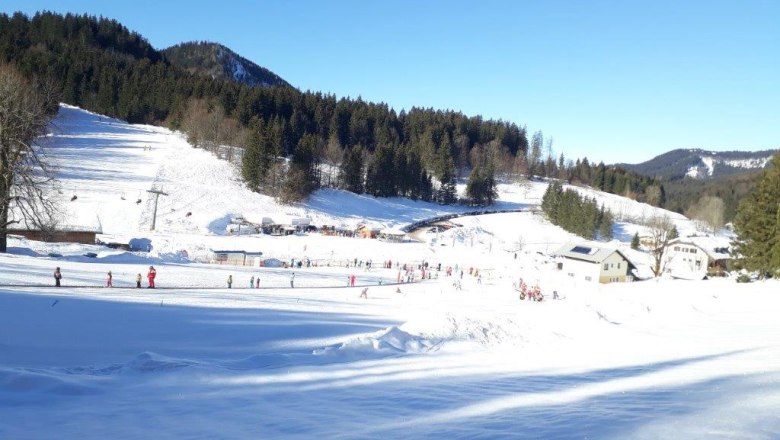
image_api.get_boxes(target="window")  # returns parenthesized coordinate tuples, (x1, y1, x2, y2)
(618, 263, 621, 269)
(604, 263, 609, 270)
(585, 276, 592, 281)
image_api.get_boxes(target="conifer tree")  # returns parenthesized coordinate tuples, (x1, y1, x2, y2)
(465, 164, 497, 206)
(599, 208, 614, 241)
(631, 232, 640, 250)
(241, 118, 264, 190)
(279, 133, 318, 202)
(733, 154, 780, 277)
(339, 146, 364, 194)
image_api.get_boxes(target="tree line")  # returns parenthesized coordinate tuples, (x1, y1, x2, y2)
(541, 181, 614, 241)
(1, 11, 664, 208)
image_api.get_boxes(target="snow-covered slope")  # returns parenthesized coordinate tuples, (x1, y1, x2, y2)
(686, 153, 774, 178)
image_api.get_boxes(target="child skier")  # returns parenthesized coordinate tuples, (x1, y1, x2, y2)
(106, 271, 113, 287)
(135, 273, 142, 288)
(147, 266, 157, 288)
(227, 275, 233, 288)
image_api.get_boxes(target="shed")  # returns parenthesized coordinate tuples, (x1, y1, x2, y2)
(356, 223, 382, 239)
(554, 243, 635, 283)
(379, 228, 408, 243)
(211, 250, 264, 266)
(8, 227, 100, 245)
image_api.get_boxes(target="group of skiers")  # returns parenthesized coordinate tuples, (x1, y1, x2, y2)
(227, 274, 265, 289)
(515, 278, 543, 301)
(52, 266, 157, 288)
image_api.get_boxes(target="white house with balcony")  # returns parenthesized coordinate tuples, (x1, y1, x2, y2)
(662, 236, 731, 280)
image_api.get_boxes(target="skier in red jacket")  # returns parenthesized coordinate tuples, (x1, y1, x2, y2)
(147, 266, 157, 288)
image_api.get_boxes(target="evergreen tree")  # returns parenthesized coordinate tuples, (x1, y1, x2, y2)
(599, 208, 614, 241)
(339, 146, 364, 193)
(279, 133, 318, 202)
(365, 144, 396, 197)
(465, 164, 497, 206)
(733, 154, 780, 277)
(631, 232, 640, 250)
(241, 118, 264, 190)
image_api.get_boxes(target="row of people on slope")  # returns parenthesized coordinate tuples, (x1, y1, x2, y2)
(226, 273, 295, 288)
(226, 274, 266, 288)
(53, 266, 157, 288)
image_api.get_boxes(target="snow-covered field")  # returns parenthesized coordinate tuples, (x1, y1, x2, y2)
(1, 106, 779, 439)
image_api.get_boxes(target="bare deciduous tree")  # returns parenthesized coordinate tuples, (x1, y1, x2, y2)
(180, 98, 243, 162)
(686, 195, 724, 233)
(0, 64, 59, 252)
(646, 215, 676, 277)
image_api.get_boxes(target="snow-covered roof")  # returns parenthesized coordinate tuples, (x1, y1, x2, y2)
(380, 228, 406, 235)
(358, 222, 383, 231)
(554, 243, 633, 266)
(211, 249, 262, 254)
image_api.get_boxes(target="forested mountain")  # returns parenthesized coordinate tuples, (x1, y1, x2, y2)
(618, 148, 777, 180)
(162, 42, 290, 88)
(0, 11, 663, 207)
(661, 171, 762, 223)
(614, 148, 778, 223)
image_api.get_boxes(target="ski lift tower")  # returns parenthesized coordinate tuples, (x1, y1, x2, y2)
(147, 188, 169, 231)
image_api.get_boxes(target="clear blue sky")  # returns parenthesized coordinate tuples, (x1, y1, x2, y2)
(4, 0, 778, 164)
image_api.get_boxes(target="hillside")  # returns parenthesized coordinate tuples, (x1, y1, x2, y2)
(163, 42, 291, 88)
(35, 104, 699, 272)
(618, 148, 777, 180)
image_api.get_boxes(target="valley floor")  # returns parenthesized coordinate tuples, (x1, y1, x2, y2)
(1, 251, 779, 439)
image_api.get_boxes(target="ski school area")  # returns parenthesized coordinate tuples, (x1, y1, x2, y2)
(1, 105, 779, 438)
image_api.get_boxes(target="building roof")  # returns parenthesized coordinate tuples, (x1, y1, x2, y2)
(554, 243, 633, 266)
(211, 249, 262, 254)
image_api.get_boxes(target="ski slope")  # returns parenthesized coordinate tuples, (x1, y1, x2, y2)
(1, 105, 778, 439)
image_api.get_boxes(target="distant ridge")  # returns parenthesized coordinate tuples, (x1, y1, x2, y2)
(163, 41, 291, 88)
(617, 148, 778, 180)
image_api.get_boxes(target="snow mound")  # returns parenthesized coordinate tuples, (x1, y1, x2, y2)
(410, 313, 527, 346)
(123, 352, 195, 373)
(61, 352, 197, 377)
(442, 226, 494, 245)
(314, 326, 439, 358)
(0, 368, 96, 396)
(315, 311, 553, 361)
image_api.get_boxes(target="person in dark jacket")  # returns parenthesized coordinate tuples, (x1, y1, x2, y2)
(54, 267, 62, 287)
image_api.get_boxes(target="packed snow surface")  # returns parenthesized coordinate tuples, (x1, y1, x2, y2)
(1, 106, 778, 439)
